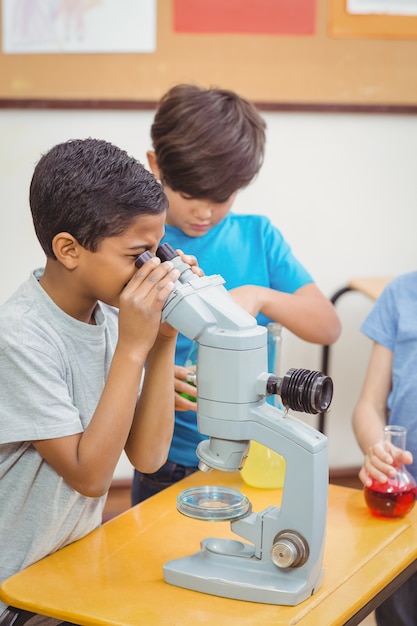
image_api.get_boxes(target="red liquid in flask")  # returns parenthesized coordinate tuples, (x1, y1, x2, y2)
(364, 425, 417, 518)
(364, 478, 416, 519)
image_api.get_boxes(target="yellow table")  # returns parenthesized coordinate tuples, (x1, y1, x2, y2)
(1, 469, 417, 626)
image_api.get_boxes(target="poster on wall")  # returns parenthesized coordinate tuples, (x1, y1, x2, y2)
(347, 0, 417, 14)
(2, 0, 156, 54)
(173, 0, 317, 35)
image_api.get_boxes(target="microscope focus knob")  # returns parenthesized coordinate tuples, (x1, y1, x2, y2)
(271, 530, 309, 569)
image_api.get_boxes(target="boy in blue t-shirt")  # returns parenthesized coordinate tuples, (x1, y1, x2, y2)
(353, 272, 417, 626)
(132, 84, 341, 504)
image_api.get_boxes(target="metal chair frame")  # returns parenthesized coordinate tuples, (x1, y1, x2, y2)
(0, 607, 36, 626)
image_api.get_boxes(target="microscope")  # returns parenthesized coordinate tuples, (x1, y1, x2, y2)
(137, 244, 333, 606)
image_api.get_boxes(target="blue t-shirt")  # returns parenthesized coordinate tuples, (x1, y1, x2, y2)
(163, 212, 313, 466)
(361, 271, 417, 483)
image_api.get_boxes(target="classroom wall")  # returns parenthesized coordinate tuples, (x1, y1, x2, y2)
(1, 107, 416, 478)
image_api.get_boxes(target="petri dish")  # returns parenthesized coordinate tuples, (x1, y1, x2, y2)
(176, 485, 251, 521)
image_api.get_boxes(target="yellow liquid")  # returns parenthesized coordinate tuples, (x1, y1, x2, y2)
(241, 441, 286, 489)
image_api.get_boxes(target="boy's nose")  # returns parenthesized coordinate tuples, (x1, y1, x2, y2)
(193, 202, 212, 219)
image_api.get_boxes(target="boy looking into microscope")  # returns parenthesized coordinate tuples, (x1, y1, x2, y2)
(0, 137, 200, 624)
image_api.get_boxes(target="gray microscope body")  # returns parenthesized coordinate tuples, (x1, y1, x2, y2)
(155, 245, 330, 606)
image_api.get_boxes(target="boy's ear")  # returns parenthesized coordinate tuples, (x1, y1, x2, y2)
(52, 232, 80, 269)
(147, 150, 161, 180)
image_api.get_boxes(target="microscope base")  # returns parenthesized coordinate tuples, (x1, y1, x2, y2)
(164, 538, 324, 606)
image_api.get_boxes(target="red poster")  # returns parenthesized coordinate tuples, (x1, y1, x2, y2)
(173, 0, 316, 35)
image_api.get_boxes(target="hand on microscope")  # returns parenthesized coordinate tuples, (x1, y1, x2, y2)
(174, 248, 203, 278)
(135, 247, 203, 340)
(228, 283, 341, 345)
(228, 285, 264, 318)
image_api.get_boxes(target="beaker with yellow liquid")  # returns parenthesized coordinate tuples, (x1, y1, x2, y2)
(241, 323, 286, 489)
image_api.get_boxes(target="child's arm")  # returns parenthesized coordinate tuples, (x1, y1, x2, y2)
(173, 280, 342, 413)
(352, 342, 412, 486)
(124, 323, 178, 472)
(32, 257, 180, 498)
(229, 282, 341, 345)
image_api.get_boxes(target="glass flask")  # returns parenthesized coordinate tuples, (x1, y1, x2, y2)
(241, 323, 286, 489)
(364, 425, 417, 519)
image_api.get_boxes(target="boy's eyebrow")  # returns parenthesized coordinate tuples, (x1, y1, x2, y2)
(127, 245, 151, 253)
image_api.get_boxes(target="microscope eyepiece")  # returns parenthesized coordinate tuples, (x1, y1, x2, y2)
(156, 242, 177, 262)
(134, 250, 154, 269)
(135, 243, 180, 270)
(270, 368, 333, 415)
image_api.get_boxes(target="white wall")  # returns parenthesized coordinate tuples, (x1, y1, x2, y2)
(1, 108, 416, 478)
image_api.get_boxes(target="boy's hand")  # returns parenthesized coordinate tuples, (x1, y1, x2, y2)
(157, 320, 178, 340)
(359, 440, 413, 487)
(174, 364, 198, 410)
(118, 257, 180, 355)
(229, 285, 262, 317)
(175, 248, 204, 278)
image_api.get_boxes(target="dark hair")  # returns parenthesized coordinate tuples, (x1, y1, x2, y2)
(151, 84, 266, 203)
(30, 138, 168, 259)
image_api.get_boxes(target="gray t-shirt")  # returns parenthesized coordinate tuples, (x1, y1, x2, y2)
(0, 269, 119, 611)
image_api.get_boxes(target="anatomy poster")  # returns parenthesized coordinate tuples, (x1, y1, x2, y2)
(2, 0, 156, 53)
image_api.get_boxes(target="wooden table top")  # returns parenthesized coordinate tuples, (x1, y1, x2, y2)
(1, 469, 417, 626)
